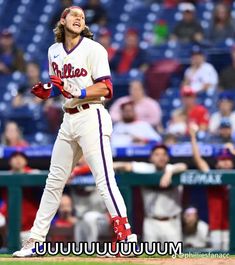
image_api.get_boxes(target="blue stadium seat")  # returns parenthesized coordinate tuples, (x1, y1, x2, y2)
(0, 0, 232, 144)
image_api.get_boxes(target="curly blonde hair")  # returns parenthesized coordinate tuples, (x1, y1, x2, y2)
(53, 21, 94, 43)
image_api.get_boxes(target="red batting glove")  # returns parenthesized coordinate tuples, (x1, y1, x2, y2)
(50, 75, 73, 99)
(31, 82, 51, 99)
(50, 75, 63, 90)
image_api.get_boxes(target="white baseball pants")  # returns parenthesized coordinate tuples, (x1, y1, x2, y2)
(30, 104, 127, 242)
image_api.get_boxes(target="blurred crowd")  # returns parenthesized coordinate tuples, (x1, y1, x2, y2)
(0, 0, 235, 145)
(0, 129, 231, 251)
(0, 0, 235, 253)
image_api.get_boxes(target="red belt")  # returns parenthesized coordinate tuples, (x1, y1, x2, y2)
(64, 104, 90, 114)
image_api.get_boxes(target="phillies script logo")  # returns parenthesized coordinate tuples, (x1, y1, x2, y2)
(52, 62, 88, 78)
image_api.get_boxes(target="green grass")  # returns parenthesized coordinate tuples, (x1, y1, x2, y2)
(0, 253, 164, 258)
(1, 253, 234, 265)
(0, 257, 149, 265)
(1, 260, 146, 265)
(0, 254, 11, 257)
(0, 253, 162, 265)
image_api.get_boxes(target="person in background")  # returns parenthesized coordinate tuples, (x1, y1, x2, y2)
(166, 108, 187, 137)
(68, 156, 91, 183)
(110, 79, 162, 128)
(152, 19, 169, 45)
(182, 46, 218, 95)
(210, 118, 234, 143)
(111, 101, 161, 147)
(0, 210, 6, 248)
(97, 28, 116, 62)
(50, 194, 77, 242)
(175, 86, 210, 133)
(170, 3, 204, 43)
(219, 45, 235, 91)
(218, 119, 234, 143)
(1, 121, 28, 147)
(82, 0, 107, 26)
(0, 152, 40, 243)
(12, 61, 63, 134)
(114, 145, 187, 244)
(209, 91, 235, 135)
(54, 194, 77, 227)
(163, 133, 178, 146)
(110, 28, 148, 74)
(0, 29, 26, 74)
(189, 124, 231, 251)
(12, 61, 43, 108)
(50, 0, 73, 29)
(182, 206, 209, 249)
(207, 3, 235, 43)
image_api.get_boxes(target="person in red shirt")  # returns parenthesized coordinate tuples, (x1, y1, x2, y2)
(97, 28, 116, 62)
(54, 194, 77, 227)
(110, 28, 148, 74)
(189, 125, 231, 251)
(0, 152, 40, 243)
(180, 86, 209, 132)
(50, 194, 77, 243)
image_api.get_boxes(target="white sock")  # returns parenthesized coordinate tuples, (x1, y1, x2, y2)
(210, 230, 222, 250)
(221, 230, 230, 251)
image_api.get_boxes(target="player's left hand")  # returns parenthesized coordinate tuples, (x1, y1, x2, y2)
(63, 82, 82, 98)
(50, 75, 74, 99)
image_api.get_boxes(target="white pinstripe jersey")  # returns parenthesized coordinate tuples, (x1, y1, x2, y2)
(48, 37, 111, 108)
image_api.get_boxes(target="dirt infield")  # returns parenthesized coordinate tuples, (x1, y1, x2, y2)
(0, 257, 234, 265)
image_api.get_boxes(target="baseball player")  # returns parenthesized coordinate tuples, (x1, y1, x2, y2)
(189, 124, 230, 251)
(114, 145, 187, 244)
(13, 6, 136, 257)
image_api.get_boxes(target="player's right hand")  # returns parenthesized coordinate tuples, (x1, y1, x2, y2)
(50, 75, 64, 90)
(50, 75, 73, 99)
(31, 82, 52, 99)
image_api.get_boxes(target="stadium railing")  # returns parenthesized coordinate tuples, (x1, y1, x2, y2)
(0, 170, 234, 254)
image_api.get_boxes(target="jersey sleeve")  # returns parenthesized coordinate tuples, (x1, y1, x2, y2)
(90, 44, 111, 81)
(89, 44, 113, 98)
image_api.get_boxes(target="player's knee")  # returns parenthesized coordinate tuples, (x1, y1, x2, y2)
(96, 179, 118, 198)
(45, 174, 65, 191)
(96, 181, 109, 198)
(96, 185, 106, 198)
(95, 176, 106, 190)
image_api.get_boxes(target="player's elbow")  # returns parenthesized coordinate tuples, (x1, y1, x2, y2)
(103, 86, 112, 99)
(95, 86, 112, 98)
(96, 79, 113, 99)
(103, 79, 113, 99)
